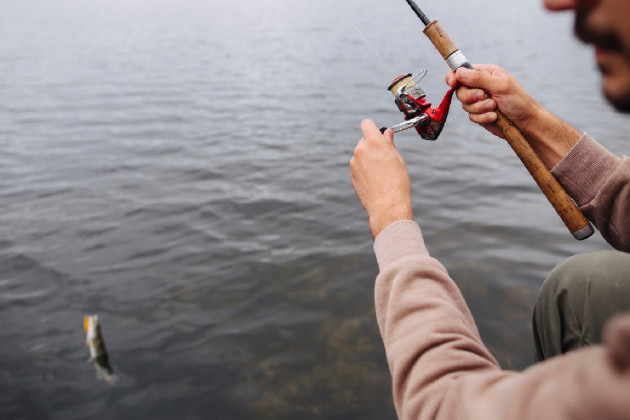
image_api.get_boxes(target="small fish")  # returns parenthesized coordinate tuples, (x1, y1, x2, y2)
(84, 314, 116, 384)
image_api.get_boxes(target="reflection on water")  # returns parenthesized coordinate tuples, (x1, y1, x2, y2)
(0, 0, 627, 418)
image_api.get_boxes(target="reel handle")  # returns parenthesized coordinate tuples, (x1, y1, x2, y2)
(423, 21, 593, 240)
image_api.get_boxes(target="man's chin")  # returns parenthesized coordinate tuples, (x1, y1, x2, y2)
(598, 57, 630, 112)
(602, 82, 630, 112)
(607, 97, 630, 112)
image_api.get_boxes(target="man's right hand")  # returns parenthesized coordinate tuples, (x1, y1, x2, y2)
(445, 64, 543, 140)
(445, 64, 582, 169)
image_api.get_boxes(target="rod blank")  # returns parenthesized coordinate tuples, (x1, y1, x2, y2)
(403, 0, 431, 26)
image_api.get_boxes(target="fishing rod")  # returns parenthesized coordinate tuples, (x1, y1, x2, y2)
(385, 0, 594, 240)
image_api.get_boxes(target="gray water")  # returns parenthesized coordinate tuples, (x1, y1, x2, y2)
(1, 0, 627, 418)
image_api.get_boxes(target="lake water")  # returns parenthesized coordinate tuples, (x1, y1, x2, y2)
(1, 0, 627, 418)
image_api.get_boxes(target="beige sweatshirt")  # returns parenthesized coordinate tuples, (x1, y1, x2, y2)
(373, 134, 630, 420)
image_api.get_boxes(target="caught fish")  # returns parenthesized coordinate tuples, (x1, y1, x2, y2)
(84, 314, 116, 384)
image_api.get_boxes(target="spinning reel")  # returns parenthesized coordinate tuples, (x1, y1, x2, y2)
(381, 70, 455, 140)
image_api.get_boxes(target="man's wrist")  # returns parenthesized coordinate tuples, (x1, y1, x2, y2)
(519, 106, 582, 169)
(368, 208, 414, 239)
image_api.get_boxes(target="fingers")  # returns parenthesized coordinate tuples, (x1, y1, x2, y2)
(447, 66, 500, 126)
(456, 85, 488, 105)
(447, 64, 507, 91)
(445, 70, 458, 88)
(360, 119, 382, 139)
(468, 111, 498, 125)
(444, 64, 515, 138)
(449, 66, 495, 108)
(462, 96, 497, 115)
(455, 67, 492, 90)
(360, 119, 395, 146)
(471, 63, 505, 76)
(455, 66, 511, 97)
(382, 128, 395, 147)
(454, 85, 497, 123)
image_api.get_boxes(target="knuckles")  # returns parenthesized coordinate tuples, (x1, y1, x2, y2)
(493, 78, 512, 96)
(353, 142, 365, 158)
(457, 88, 484, 105)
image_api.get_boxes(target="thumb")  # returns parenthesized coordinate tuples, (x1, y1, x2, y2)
(383, 128, 395, 147)
(455, 67, 494, 91)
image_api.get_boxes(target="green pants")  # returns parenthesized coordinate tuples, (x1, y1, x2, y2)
(532, 250, 630, 361)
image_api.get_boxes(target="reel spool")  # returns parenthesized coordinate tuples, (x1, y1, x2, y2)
(386, 70, 454, 140)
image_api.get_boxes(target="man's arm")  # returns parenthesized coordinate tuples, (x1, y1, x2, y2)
(374, 219, 630, 420)
(551, 135, 630, 251)
(447, 65, 630, 250)
(350, 120, 630, 419)
(446, 64, 583, 170)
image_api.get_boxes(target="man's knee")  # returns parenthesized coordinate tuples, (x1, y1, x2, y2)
(534, 251, 630, 359)
(540, 251, 630, 305)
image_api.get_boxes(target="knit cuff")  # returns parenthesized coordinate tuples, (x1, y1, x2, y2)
(373, 220, 429, 269)
(551, 133, 622, 206)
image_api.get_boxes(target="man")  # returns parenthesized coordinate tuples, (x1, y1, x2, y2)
(444, 0, 630, 359)
(350, 0, 630, 418)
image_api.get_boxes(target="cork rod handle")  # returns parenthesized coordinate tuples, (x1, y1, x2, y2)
(423, 21, 593, 240)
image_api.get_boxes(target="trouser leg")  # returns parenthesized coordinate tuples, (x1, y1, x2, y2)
(532, 250, 630, 361)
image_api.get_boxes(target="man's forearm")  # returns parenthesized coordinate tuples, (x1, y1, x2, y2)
(374, 220, 630, 420)
(519, 105, 583, 170)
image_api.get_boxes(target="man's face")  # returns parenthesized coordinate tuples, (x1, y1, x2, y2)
(544, 0, 630, 111)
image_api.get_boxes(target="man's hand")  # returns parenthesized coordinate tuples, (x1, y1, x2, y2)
(445, 64, 582, 169)
(445, 64, 543, 139)
(350, 120, 413, 239)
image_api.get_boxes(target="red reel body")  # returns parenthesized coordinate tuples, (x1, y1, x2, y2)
(387, 72, 455, 140)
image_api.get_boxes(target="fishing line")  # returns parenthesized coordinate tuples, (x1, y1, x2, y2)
(339, 9, 396, 77)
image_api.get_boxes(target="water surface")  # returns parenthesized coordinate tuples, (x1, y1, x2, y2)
(1, 0, 627, 418)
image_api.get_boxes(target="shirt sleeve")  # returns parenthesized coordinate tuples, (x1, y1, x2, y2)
(551, 134, 630, 251)
(373, 220, 630, 420)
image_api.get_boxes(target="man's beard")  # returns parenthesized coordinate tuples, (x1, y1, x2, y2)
(574, 11, 623, 51)
(607, 94, 630, 113)
(575, 11, 630, 112)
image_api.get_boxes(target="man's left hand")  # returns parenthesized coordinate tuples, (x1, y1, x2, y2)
(350, 119, 414, 239)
